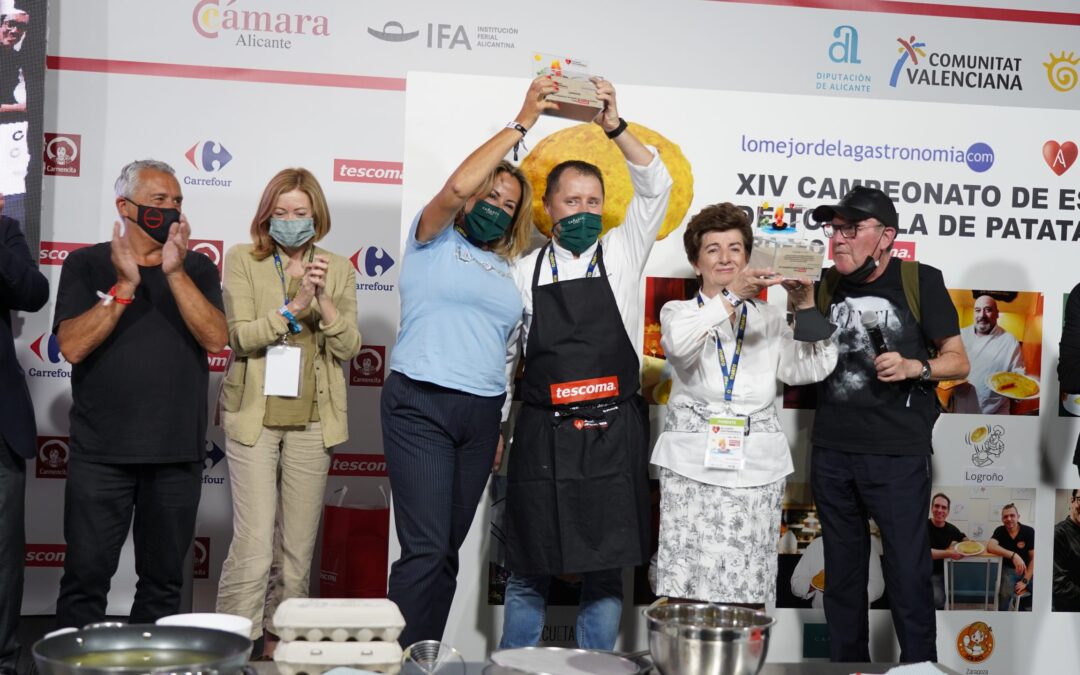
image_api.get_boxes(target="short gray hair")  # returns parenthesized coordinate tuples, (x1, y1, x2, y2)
(114, 159, 176, 199)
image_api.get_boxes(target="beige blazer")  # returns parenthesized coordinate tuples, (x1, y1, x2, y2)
(220, 243, 361, 447)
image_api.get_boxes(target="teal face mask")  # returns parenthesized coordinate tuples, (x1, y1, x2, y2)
(464, 200, 513, 243)
(268, 217, 316, 248)
(556, 212, 602, 255)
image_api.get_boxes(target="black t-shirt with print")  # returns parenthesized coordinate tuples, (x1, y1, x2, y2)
(53, 242, 224, 464)
(991, 524, 1035, 566)
(812, 260, 959, 455)
(928, 520, 966, 575)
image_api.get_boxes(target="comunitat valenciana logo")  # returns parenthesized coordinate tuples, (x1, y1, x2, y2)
(192, 0, 329, 48)
(889, 35, 1022, 91)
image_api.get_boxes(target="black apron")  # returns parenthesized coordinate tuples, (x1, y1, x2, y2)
(504, 243, 651, 576)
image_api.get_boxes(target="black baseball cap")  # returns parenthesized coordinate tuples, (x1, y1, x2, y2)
(811, 186, 898, 230)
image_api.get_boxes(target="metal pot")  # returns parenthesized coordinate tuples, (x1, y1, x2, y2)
(643, 603, 775, 675)
(33, 623, 251, 675)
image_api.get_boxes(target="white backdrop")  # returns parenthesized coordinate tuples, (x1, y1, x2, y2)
(13, 1, 1080, 672)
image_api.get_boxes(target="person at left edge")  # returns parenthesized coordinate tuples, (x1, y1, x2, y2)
(499, 76, 673, 651)
(53, 159, 227, 628)
(0, 191, 48, 675)
(216, 168, 361, 657)
(381, 77, 544, 646)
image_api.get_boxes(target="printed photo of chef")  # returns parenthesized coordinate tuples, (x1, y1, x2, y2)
(927, 486, 1037, 612)
(936, 290, 1042, 416)
(774, 484, 888, 610)
(1052, 488, 1080, 612)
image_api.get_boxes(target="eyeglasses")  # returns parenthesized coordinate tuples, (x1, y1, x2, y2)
(2, 20, 26, 30)
(821, 222, 882, 239)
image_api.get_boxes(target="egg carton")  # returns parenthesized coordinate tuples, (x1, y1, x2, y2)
(273, 598, 405, 643)
(273, 640, 402, 675)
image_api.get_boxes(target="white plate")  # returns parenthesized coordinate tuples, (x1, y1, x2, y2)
(491, 648, 639, 675)
(986, 371, 1040, 400)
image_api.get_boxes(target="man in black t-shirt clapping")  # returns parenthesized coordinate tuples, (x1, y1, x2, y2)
(987, 502, 1034, 611)
(809, 186, 970, 663)
(52, 159, 228, 628)
(927, 492, 967, 609)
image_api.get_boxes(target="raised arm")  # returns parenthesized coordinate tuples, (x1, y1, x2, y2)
(162, 216, 228, 354)
(57, 224, 138, 364)
(417, 77, 557, 243)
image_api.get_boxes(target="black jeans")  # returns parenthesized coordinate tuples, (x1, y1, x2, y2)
(811, 446, 936, 663)
(380, 372, 504, 646)
(0, 441, 25, 670)
(55, 457, 202, 629)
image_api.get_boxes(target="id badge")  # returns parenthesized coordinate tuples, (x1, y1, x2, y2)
(704, 415, 747, 470)
(264, 344, 302, 397)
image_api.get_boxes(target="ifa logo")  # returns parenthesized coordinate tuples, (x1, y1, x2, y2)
(38, 241, 90, 266)
(36, 436, 70, 479)
(189, 239, 224, 273)
(349, 346, 385, 387)
(328, 453, 389, 477)
(25, 544, 67, 568)
(193, 537, 210, 579)
(44, 134, 81, 177)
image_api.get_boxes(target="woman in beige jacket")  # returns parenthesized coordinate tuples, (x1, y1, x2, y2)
(216, 168, 361, 653)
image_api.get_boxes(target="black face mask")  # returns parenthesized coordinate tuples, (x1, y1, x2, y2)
(125, 198, 180, 244)
(842, 228, 887, 284)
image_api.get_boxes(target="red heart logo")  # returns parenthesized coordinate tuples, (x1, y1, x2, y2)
(711, 425, 721, 433)
(574, 419, 585, 430)
(1043, 140, 1078, 176)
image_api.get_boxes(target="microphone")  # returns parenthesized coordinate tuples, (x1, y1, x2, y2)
(861, 312, 889, 356)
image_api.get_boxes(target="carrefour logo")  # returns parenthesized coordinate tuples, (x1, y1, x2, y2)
(192, 0, 329, 41)
(351, 247, 396, 292)
(203, 440, 227, 485)
(183, 141, 233, 188)
(30, 333, 64, 364)
(186, 141, 232, 172)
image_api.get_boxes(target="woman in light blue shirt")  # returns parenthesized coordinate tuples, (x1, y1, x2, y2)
(382, 77, 557, 645)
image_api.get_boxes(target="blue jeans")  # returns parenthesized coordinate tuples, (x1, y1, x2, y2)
(998, 567, 1031, 611)
(499, 570, 623, 650)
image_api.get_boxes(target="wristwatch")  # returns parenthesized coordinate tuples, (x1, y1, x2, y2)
(918, 359, 932, 382)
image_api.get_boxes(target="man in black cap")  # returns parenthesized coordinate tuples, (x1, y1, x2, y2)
(809, 186, 968, 663)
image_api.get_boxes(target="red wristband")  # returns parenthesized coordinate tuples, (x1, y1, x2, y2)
(110, 284, 134, 305)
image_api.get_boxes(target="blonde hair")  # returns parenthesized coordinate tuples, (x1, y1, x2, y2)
(467, 161, 533, 261)
(249, 168, 331, 260)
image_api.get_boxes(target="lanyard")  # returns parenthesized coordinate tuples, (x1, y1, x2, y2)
(548, 245, 599, 283)
(273, 247, 315, 334)
(698, 292, 748, 402)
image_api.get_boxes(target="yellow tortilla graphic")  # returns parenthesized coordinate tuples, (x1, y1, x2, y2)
(988, 371, 1039, 399)
(956, 541, 984, 556)
(969, 427, 988, 443)
(521, 122, 694, 240)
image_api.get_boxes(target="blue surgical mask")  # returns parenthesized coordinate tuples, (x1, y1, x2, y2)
(268, 218, 315, 249)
